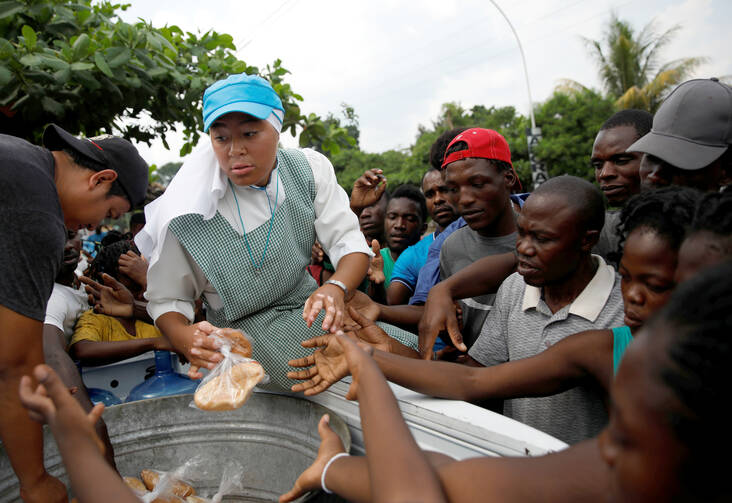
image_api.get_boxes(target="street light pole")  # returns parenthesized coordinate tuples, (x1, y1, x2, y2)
(487, 0, 548, 187)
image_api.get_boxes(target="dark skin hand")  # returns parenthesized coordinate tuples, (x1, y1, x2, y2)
(80, 274, 153, 323)
(287, 333, 446, 503)
(19, 364, 140, 503)
(350, 169, 387, 216)
(117, 251, 148, 290)
(0, 305, 67, 503)
(418, 251, 517, 359)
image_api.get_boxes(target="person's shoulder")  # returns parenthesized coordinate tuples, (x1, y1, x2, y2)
(497, 271, 526, 298)
(0, 134, 53, 172)
(442, 225, 472, 249)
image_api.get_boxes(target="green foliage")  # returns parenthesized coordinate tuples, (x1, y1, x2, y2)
(532, 89, 616, 181)
(0, 0, 353, 156)
(299, 102, 359, 155)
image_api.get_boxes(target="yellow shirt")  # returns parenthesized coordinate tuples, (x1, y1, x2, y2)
(70, 310, 162, 347)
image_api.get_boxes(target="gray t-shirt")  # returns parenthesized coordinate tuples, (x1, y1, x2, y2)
(592, 210, 621, 268)
(0, 134, 65, 321)
(439, 228, 517, 348)
(469, 257, 624, 444)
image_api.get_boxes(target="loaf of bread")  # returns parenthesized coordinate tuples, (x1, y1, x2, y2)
(194, 360, 265, 411)
(140, 469, 196, 497)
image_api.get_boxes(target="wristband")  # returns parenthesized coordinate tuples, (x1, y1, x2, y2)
(321, 452, 349, 494)
(324, 279, 348, 297)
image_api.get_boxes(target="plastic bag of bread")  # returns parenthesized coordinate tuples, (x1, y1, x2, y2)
(140, 458, 201, 503)
(192, 331, 268, 411)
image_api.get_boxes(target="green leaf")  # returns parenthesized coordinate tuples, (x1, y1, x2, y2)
(42, 96, 65, 115)
(39, 55, 70, 71)
(21, 25, 37, 51)
(9, 93, 29, 110)
(0, 1, 23, 19)
(0, 65, 12, 87)
(94, 52, 114, 77)
(53, 67, 72, 84)
(105, 47, 130, 68)
(70, 61, 94, 71)
(19, 54, 42, 67)
(72, 33, 90, 59)
(0, 38, 14, 59)
(72, 70, 100, 91)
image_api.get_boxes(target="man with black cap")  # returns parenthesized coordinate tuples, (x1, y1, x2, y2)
(629, 78, 732, 193)
(0, 124, 147, 502)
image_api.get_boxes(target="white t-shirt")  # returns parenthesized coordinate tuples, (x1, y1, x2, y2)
(44, 283, 89, 345)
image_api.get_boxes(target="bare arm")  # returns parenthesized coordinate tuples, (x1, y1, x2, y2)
(344, 336, 446, 502)
(386, 280, 413, 306)
(377, 329, 611, 401)
(69, 337, 171, 367)
(0, 306, 66, 502)
(43, 324, 116, 469)
(19, 364, 140, 503)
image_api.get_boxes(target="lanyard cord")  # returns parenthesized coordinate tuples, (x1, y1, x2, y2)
(227, 168, 279, 269)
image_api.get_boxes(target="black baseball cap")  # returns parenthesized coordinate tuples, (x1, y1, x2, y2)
(42, 124, 149, 208)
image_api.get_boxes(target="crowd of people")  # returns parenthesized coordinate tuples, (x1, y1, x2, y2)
(0, 73, 730, 502)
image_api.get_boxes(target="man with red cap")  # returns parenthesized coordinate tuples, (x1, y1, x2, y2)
(0, 124, 148, 502)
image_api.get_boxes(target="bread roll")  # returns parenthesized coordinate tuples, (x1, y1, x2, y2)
(194, 360, 265, 411)
(124, 476, 148, 496)
(140, 469, 196, 497)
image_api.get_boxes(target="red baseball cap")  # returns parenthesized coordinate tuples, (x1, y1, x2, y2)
(441, 128, 521, 190)
(441, 128, 512, 168)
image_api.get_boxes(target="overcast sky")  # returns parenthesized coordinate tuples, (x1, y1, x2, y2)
(117, 0, 732, 167)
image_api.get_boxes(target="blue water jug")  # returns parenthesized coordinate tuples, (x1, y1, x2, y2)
(125, 350, 198, 402)
(87, 387, 122, 406)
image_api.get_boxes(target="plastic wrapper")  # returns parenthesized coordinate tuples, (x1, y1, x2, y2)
(133, 457, 244, 503)
(192, 331, 268, 411)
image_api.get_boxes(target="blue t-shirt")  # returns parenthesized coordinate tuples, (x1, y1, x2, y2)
(407, 193, 530, 306)
(391, 233, 435, 292)
(612, 325, 633, 375)
(409, 218, 467, 305)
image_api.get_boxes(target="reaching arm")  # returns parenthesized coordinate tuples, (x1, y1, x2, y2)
(69, 337, 172, 367)
(0, 306, 67, 503)
(418, 252, 517, 359)
(386, 280, 413, 306)
(43, 324, 116, 469)
(19, 364, 140, 503)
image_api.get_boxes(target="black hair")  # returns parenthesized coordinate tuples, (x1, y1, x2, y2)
(600, 109, 653, 140)
(686, 190, 732, 257)
(531, 175, 606, 232)
(444, 141, 512, 173)
(130, 212, 146, 225)
(100, 230, 128, 247)
(646, 260, 732, 499)
(615, 187, 701, 260)
(63, 148, 126, 199)
(429, 127, 469, 170)
(389, 184, 427, 223)
(89, 239, 139, 284)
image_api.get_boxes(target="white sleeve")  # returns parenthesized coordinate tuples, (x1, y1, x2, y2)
(144, 228, 208, 324)
(304, 149, 372, 269)
(43, 285, 65, 331)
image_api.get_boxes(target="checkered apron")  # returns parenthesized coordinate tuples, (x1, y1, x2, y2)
(169, 149, 416, 390)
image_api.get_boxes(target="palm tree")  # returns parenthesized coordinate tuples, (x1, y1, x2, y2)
(559, 14, 707, 112)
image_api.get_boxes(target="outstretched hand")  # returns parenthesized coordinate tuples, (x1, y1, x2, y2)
(418, 282, 466, 360)
(350, 169, 387, 212)
(366, 240, 385, 285)
(288, 334, 351, 397)
(80, 273, 135, 318)
(279, 414, 346, 502)
(19, 364, 106, 455)
(343, 290, 380, 331)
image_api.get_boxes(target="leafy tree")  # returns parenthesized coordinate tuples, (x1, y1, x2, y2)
(560, 13, 706, 112)
(532, 89, 617, 181)
(0, 0, 353, 155)
(153, 160, 182, 186)
(299, 102, 358, 155)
